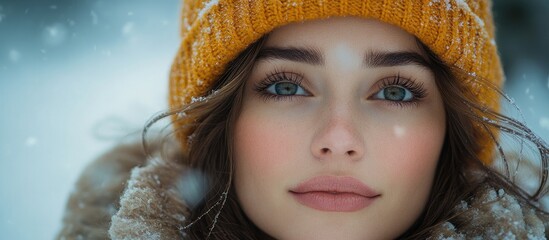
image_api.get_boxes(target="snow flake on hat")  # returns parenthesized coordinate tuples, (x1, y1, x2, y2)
(197, 0, 219, 20)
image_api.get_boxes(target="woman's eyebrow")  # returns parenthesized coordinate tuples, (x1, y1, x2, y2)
(257, 47, 324, 65)
(366, 51, 430, 69)
(256, 47, 429, 69)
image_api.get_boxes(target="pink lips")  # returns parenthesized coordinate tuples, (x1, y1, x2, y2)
(289, 176, 380, 212)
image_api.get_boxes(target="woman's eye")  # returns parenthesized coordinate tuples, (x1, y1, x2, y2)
(266, 82, 307, 96)
(374, 86, 414, 101)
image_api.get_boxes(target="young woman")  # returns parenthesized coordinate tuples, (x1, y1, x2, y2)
(57, 0, 548, 239)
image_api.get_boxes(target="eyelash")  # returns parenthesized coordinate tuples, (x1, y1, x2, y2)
(253, 69, 306, 102)
(253, 70, 427, 107)
(374, 75, 427, 108)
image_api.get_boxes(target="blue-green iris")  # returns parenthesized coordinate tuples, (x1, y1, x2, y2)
(274, 82, 298, 95)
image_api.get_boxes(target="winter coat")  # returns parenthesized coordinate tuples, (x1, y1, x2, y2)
(56, 140, 549, 240)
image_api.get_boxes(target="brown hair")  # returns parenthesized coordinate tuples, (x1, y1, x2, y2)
(145, 36, 548, 239)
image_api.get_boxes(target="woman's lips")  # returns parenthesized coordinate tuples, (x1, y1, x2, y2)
(289, 176, 380, 212)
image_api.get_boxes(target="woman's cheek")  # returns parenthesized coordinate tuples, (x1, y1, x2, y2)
(234, 109, 306, 195)
(376, 119, 445, 195)
(236, 114, 293, 171)
(233, 108, 309, 237)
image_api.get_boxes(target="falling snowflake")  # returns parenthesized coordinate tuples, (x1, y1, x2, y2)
(42, 22, 68, 46)
(9, 49, 21, 62)
(174, 169, 208, 209)
(91, 10, 98, 25)
(25, 137, 37, 147)
(540, 117, 549, 131)
(122, 22, 134, 35)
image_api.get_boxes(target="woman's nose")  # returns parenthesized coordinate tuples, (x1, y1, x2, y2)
(310, 113, 365, 162)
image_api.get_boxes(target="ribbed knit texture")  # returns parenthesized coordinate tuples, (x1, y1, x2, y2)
(169, 0, 503, 164)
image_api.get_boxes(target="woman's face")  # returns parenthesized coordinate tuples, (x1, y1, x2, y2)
(233, 17, 446, 239)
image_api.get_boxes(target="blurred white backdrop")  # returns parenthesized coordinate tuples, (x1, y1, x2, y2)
(0, 1, 548, 239)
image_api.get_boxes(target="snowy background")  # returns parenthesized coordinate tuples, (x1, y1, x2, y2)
(0, 1, 547, 239)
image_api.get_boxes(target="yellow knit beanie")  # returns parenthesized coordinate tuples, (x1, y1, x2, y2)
(169, 0, 503, 165)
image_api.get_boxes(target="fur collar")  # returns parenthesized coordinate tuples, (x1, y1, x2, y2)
(56, 141, 548, 239)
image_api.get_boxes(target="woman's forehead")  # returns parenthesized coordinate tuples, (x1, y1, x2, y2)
(264, 17, 421, 54)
